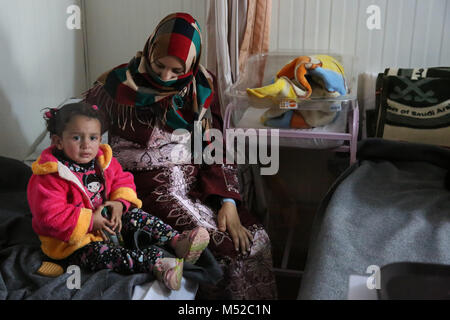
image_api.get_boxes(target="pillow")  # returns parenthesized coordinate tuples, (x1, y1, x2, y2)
(370, 67, 450, 147)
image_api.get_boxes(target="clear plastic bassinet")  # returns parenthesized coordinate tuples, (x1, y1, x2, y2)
(223, 51, 359, 164)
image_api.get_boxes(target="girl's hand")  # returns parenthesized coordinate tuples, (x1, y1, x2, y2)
(103, 201, 124, 233)
(217, 201, 253, 254)
(92, 206, 115, 240)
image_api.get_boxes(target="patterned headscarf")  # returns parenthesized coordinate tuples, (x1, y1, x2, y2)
(85, 12, 214, 132)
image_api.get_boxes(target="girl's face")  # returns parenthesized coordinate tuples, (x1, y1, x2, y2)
(54, 115, 101, 164)
(150, 56, 185, 81)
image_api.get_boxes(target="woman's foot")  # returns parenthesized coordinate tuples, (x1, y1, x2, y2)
(172, 227, 210, 264)
(153, 258, 183, 291)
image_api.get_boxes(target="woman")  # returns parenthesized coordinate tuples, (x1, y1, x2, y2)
(84, 12, 277, 299)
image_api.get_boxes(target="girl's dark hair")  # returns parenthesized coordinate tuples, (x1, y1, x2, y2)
(43, 102, 108, 136)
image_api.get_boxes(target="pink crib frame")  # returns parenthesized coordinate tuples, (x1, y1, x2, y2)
(223, 99, 360, 164)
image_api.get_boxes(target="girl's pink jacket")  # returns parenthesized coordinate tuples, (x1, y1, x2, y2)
(27, 144, 142, 259)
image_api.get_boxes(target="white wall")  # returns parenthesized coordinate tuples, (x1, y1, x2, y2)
(84, 0, 208, 86)
(0, 0, 87, 160)
(269, 0, 450, 73)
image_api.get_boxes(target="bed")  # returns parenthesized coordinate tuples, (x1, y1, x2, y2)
(0, 146, 221, 300)
(297, 138, 450, 299)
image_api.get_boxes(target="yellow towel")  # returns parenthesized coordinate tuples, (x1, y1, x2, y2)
(246, 76, 306, 108)
(246, 55, 346, 128)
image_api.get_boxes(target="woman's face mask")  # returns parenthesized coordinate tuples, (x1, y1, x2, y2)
(150, 56, 185, 81)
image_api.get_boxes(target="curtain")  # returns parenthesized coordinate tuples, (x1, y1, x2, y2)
(206, 0, 240, 116)
(205, 0, 272, 222)
(238, 0, 272, 74)
(205, 0, 271, 116)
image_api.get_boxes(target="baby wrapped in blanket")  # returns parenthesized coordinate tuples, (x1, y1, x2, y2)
(246, 55, 348, 129)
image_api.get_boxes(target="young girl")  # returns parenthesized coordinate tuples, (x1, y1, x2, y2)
(27, 102, 210, 291)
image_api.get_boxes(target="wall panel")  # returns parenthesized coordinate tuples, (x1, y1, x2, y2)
(0, 0, 86, 159)
(84, 0, 208, 85)
(269, 0, 450, 73)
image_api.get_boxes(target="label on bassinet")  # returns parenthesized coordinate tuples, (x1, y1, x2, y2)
(279, 98, 342, 111)
(280, 99, 298, 109)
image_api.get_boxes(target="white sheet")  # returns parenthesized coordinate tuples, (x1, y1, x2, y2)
(132, 277, 198, 300)
(347, 275, 378, 300)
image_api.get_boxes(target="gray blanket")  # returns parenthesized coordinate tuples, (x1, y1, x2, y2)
(299, 139, 450, 299)
(0, 157, 222, 300)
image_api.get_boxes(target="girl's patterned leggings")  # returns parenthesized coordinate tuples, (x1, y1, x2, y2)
(65, 208, 179, 274)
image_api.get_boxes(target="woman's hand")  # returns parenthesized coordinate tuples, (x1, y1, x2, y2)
(103, 200, 124, 233)
(217, 201, 253, 254)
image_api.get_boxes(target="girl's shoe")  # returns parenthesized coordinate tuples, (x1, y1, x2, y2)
(153, 258, 183, 291)
(174, 227, 210, 264)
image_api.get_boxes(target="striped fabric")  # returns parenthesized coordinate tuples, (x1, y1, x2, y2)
(96, 13, 214, 131)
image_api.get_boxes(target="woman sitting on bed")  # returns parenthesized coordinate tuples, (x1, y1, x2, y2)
(83, 12, 277, 299)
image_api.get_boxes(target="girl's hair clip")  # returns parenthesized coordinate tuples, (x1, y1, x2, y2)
(92, 104, 99, 110)
(44, 108, 59, 120)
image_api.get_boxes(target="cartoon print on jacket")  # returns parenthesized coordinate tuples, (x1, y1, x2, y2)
(83, 173, 104, 204)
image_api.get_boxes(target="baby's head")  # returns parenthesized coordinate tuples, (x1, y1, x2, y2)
(44, 102, 107, 164)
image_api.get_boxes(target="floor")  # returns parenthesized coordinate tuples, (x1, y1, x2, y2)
(260, 147, 349, 299)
